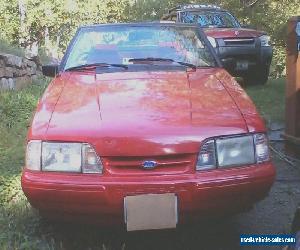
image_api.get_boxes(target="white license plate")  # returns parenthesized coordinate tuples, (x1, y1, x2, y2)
(236, 61, 249, 71)
(124, 193, 177, 231)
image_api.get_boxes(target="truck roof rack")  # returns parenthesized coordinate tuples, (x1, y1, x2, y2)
(167, 4, 222, 14)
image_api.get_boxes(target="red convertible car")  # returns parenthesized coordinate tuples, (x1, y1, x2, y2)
(22, 23, 275, 231)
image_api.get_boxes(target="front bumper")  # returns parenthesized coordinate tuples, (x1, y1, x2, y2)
(22, 162, 275, 226)
(215, 42, 273, 75)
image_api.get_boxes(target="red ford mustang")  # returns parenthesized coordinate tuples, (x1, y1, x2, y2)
(22, 23, 275, 231)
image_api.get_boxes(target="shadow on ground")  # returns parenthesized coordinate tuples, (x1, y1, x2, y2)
(39, 218, 240, 250)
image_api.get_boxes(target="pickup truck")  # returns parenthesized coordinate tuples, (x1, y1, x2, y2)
(162, 4, 273, 85)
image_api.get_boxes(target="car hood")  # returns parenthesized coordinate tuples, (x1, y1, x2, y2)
(204, 28, 265, 39)
(31, 68, 249, 156)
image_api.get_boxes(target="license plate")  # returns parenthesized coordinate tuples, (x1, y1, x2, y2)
(124, 193, 177, 231)
(236, 61, 249, 71)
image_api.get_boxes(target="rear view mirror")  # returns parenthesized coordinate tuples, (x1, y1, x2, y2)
(42, 65, 59, 77)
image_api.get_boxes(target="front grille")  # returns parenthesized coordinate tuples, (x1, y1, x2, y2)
(102, 153, 196, 175)
(223, 38, 255, 46)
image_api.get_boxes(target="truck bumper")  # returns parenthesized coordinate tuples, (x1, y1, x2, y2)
(216, 43, 273, 76)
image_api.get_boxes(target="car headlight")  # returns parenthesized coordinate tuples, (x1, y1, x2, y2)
(259, 35, 271, 47)
(26, 141, 103, 173)
(216, 135, 255, 167)
(196, 134, 270, 170)
(207, 36, 217, 48)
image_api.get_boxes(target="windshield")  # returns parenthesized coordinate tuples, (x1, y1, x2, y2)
(64, 25, 216, 70)
(180, 11, 240, 28)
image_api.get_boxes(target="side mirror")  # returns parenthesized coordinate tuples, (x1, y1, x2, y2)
(42, 65, 59, 77)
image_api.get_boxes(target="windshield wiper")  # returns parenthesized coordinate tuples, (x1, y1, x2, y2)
(129, 57, 173, 63)
(65, 63, 128, 71)
(175, 61, 197, 69)
(129, 58, 197, 69)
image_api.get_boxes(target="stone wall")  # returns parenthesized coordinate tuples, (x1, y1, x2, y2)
(0, 53, 40, 91)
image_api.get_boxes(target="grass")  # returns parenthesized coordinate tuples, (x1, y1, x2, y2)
(244, 78, 285, 124)
(0, 77, 285, 249)
(0, 78, 48, 249)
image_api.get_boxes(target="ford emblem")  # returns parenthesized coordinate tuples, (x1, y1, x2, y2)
(142, 160, 158, 169)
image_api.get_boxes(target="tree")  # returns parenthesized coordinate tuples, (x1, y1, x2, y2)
(0, 0, 299, 75)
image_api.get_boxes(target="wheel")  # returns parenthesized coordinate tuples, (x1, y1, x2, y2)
(244, 65, 270, 85)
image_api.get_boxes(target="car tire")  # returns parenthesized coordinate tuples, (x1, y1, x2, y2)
(244, 66, 270, 85)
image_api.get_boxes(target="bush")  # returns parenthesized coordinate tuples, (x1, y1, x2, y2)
(0, 38, 25, 57)
(270, 46, 286, 78)
(0, 77, 48, 173)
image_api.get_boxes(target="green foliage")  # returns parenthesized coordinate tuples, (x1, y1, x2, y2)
(245, 78, 285, 123)
(0, 0, 19, 43)
(0, 78, 49, 248)
(0, 0, 299, 73)
(0, 77, 48, 185)
(0, 79, 47, 129)
(127, 0, 299, 77)
(0, 37, 25, 57)
(0, 0, 132, 58)
(239, 0, 299, 77)
(271, 46, 287, 78)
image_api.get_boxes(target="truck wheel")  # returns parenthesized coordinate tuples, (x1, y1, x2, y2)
(244, 66, 270, 85)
